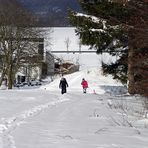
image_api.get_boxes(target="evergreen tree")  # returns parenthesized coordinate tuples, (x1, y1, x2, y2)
(69, 0, 148, 96)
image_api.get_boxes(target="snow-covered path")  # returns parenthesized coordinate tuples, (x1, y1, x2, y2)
(0, 68, 148, 148)
(0, 90, 68, 148)
(0, 91, 146, 148)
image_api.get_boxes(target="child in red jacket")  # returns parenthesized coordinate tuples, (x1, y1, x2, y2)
(81, 78, 88, 93)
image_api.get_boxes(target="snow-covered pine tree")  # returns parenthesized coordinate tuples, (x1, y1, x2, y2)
(69, 0, 148, 96)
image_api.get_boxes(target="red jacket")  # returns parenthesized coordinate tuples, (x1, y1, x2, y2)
(81, 80, 88, 88)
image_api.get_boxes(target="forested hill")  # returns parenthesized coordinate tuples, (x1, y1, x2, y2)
(0, 0, 80, 26)
(18, 0, 81, 27)
(0, 0, 20, 8)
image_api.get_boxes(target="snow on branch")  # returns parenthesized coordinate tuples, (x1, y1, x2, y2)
(76, 13, 102, 23)
(90, 29, 106, 33)
(75, 13, 107, 29)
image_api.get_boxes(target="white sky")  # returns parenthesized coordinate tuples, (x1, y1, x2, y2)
(45, 27, 90, 52)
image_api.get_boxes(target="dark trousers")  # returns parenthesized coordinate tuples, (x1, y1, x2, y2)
(61, 87, 67, 94)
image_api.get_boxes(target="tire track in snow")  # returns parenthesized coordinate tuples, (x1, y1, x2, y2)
(0, 97, 69, 148)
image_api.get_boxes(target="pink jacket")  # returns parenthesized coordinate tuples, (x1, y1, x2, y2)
(81, 80, 88, 88)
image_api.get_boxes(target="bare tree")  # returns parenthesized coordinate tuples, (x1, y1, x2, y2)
(77, 38, 82, 53)
(0, 3, 45, 89)
(64, 37, 71, 53)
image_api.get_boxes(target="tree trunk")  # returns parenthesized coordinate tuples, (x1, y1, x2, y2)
(0, 67, 7, 86)
(127, 46, 135, 94)
(7, 64, 13, 89)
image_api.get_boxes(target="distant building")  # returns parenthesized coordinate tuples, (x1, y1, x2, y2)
(1, 28, 82, 85)
(54, 59, 79, 75)
(42, 51, 55, 78)
(15, 38, 55, 83)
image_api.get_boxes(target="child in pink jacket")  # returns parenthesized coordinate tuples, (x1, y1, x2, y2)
(81, 78, 88, 93)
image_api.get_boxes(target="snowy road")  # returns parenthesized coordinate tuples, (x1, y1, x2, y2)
(0, 90, 68, 148)
(0, 90, 148, 148)
(0, 68, 148, 148)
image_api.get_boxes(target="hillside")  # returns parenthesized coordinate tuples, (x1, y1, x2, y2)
(0, 0, 38, 26)
(18, 0, 81, 26)
(0, 0, 19, 7)
(0, 0, 80, 26)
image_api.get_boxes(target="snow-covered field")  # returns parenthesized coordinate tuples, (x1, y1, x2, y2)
(0, 28, 148, 148)
(0, 67, 148, 148)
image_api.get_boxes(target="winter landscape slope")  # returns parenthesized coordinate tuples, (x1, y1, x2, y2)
(0, 67, 148, 148)
(41, 68, 126, 95)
